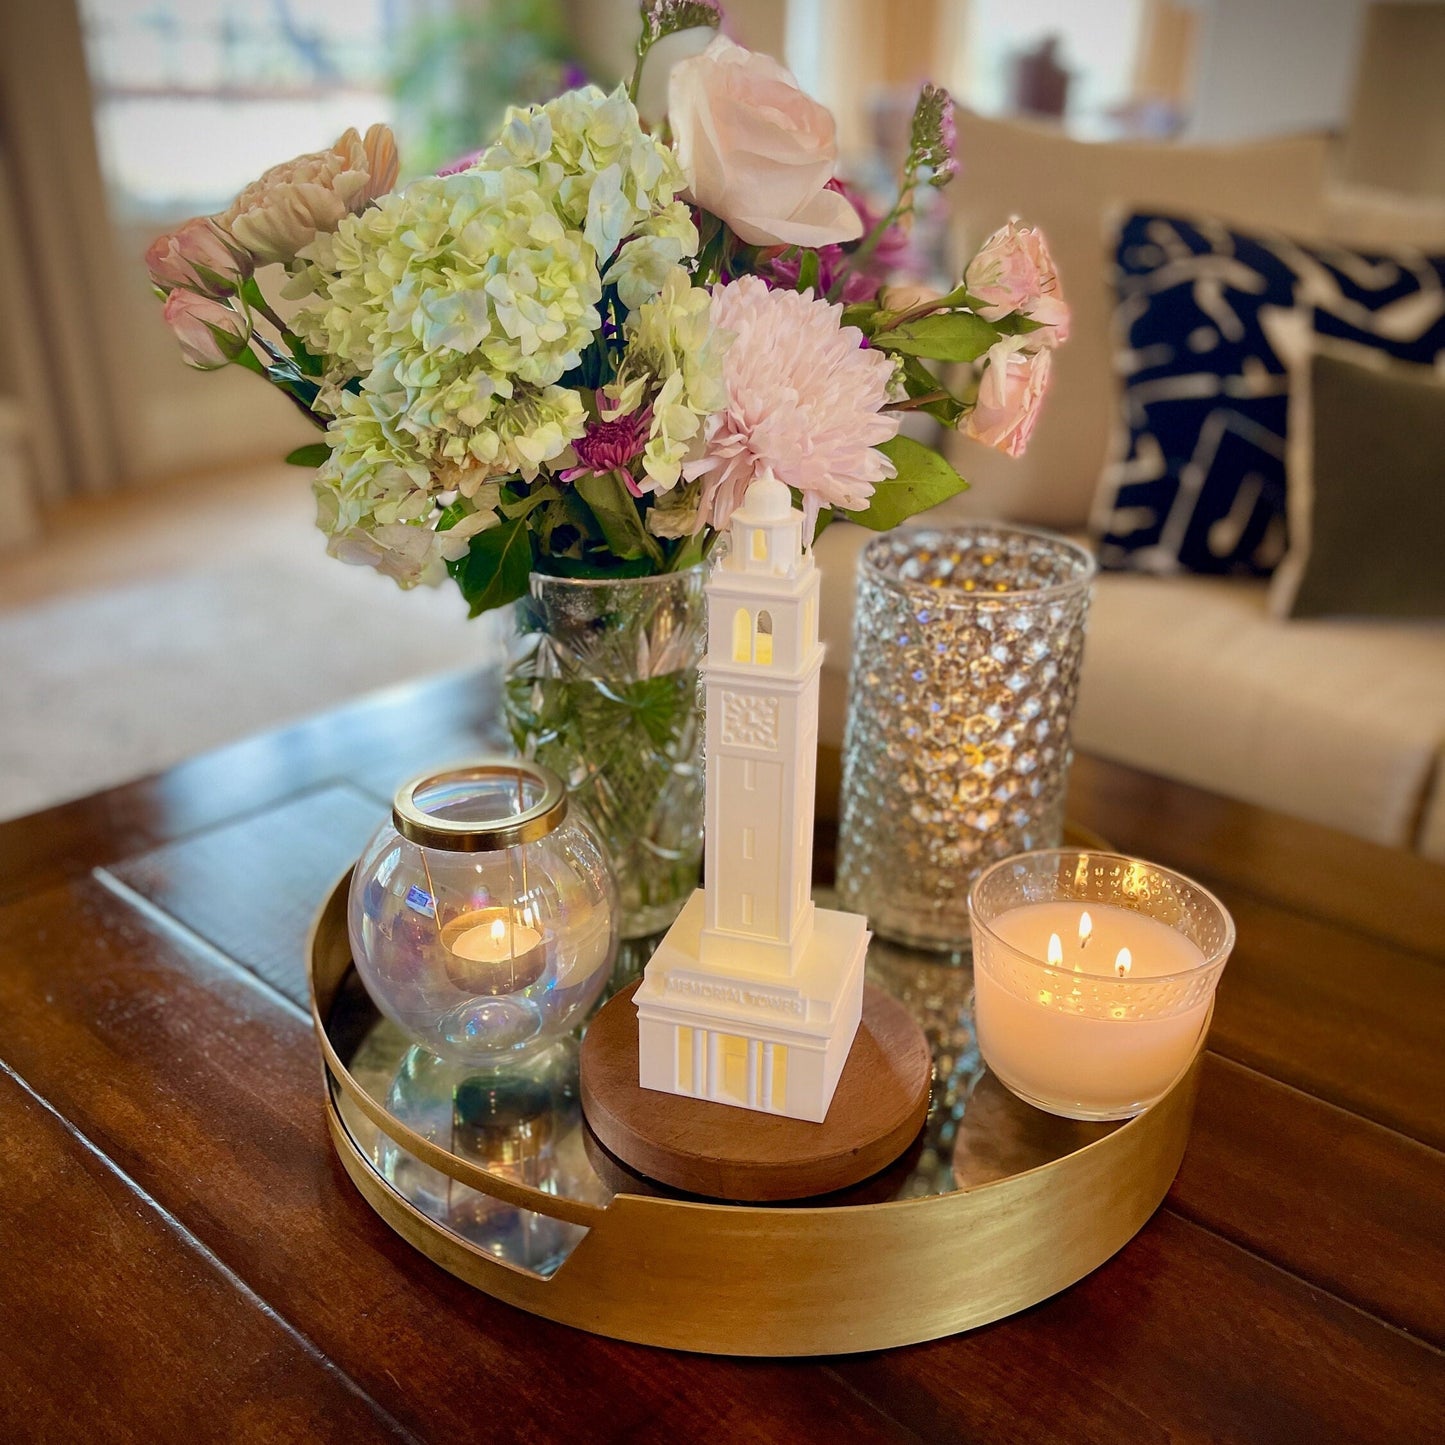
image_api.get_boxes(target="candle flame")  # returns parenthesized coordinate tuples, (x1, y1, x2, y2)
(1078, 910, 1093, 948)
(1047, 932, 1063, 967)
(490, 918, 507, 943)
(1115, 946, 1132, 978)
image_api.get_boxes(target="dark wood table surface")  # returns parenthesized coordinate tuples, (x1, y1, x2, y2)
(2, 667, 1442, 1443)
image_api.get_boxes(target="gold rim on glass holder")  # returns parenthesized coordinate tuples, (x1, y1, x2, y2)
(391, 758, 568, 853)
(308, 868, 1208, 1356)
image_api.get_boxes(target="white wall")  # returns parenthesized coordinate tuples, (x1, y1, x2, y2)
(1185, 0, 1367, 141)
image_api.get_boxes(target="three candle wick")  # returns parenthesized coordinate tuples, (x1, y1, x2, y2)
(1048, 910, 1133, 977)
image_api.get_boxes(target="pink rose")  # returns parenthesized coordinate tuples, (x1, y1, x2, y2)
(162, 290, 252, 370)
(668, 36, 862, 248)
(963, 340, 1052, 458)
(965, 219, 1070, 345)
(221, 123, 399, 267)
(145, 215, 253, 297)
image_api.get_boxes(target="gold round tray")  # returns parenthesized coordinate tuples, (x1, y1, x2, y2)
(309, 870, 1205, 1356)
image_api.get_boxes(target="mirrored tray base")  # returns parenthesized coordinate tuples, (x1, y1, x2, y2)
(310, 870, 1205, 1356)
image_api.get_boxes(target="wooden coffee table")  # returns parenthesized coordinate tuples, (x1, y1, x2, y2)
(2, 668, 1441, 1442)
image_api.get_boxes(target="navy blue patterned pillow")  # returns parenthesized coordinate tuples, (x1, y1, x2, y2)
(1094, 214, 1445, 575)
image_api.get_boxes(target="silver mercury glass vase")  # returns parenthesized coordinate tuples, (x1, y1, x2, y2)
(836, 524, 1095, 951)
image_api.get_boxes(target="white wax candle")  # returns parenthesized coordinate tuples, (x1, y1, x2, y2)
(974, 901, 1210, 1119)
(449, 915, 543, 964)
(441, 908, 547, 995)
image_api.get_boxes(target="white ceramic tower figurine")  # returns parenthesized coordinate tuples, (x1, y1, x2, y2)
(634, 474, 870, 1122)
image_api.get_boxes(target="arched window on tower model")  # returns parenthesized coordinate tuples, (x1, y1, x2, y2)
(732, 607, 751, 664)
(754, 610, 774, 665)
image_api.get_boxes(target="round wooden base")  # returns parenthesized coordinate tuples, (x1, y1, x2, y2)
(579, 981, 932, 1201)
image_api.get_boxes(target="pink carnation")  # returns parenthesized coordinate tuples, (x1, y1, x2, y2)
(161, 290, 251, 370)
(145, 215, 252, 297)
(693, 276, 899, 535)
(965, 219, 1070, 344)
(964, 340, 1051, 458)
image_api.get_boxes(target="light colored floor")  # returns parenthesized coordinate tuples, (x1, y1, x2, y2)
(0, 465, 502, 821)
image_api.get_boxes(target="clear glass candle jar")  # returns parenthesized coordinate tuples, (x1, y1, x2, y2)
(969, 850, 1234, 1120)
(349, 760, 617, 1066)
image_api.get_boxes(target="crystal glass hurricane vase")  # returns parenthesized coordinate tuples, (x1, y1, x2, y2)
(504, 568, 707, 940)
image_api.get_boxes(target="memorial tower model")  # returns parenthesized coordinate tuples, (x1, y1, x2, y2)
(635, 475, 870, 1122)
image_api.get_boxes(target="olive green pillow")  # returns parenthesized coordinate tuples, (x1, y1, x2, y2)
(1270, 350, 1445, 619)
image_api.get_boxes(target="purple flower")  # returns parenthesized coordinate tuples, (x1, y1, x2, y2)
(559, 407, 653, 493)
(763, 180, 917, 304)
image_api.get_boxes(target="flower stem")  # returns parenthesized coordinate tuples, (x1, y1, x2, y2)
(892, 389, 951, 411)
(240, 277, 290, 340)
(826, 186, 916, 303)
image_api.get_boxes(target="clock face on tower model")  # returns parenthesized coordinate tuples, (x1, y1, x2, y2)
(720, 690, 780, 750)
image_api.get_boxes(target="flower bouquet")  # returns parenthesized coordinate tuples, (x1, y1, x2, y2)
(148, 0, 1068, 935)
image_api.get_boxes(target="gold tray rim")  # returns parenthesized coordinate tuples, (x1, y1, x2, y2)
(310, 868, 1205, 1354)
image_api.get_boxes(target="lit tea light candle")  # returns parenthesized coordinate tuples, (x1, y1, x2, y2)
(441, 907, 548, 995)
(969, 854, 1234, 1121)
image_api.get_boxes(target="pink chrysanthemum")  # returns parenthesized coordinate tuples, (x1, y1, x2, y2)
(693, 277, 899, 535)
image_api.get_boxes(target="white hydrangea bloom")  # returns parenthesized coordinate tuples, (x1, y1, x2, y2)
(603, 200, 700, 308)
(290, 168, 601, 392)
(604, 266, 729, 493)
(281, 86, 710, 589)
(476, 85, 684, 267)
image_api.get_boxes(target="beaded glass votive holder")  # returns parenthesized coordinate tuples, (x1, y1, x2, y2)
(837, 525, 1095, 950)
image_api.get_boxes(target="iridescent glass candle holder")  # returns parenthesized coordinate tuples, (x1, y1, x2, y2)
(969, 850, 1234, 1120)
(837, 525, 1095, 950)
(349, 760, 617, 1066)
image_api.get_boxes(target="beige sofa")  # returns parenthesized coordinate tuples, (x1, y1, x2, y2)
(815, 113, 1445, 860)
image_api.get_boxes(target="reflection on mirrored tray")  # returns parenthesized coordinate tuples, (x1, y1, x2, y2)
(332, 909, 1125, 1272)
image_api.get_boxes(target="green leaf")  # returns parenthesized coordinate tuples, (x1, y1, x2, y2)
(993, 312, 1047, 338)
(844, 436, 968, 531)
(449, 517, 534, 618)
(284, 443, 330, 468)
(286, 337, 327, 377)
(896, 354, 967, 428)
(435, 496, 471, 532)
(664, 530, 708, 572)
(872, 311, 1001, 363)
(840, 302, 880, 332)
(232, 346, 266, 377)
(535, 486, 602, 560)
(575, 471, 663, 565)
(498, 481, 560, 522)
(796, 249, 821, 294)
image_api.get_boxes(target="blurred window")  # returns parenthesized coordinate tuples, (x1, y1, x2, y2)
(961, 0, 1146, 133)
(78, 0, 579, 223)
(78, 0, 398, 221)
